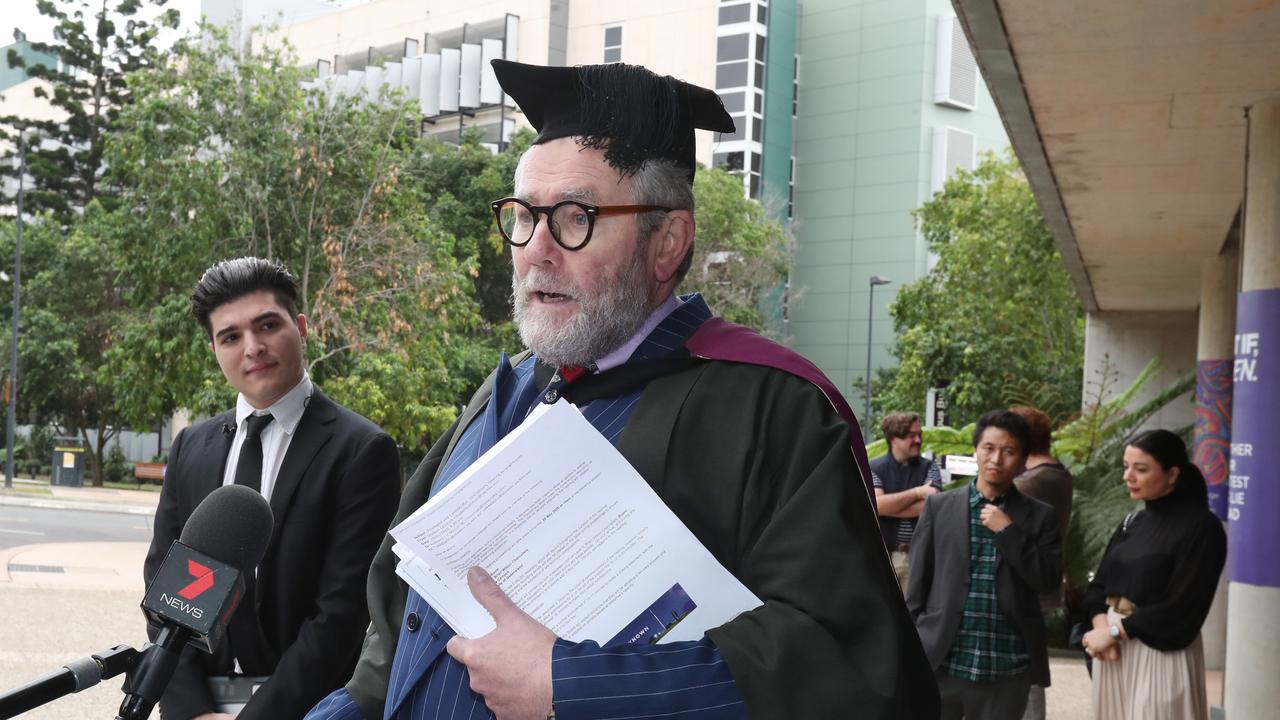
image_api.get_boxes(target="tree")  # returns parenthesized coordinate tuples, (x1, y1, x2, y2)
(405, 128, 532, 325)
(874, 150, 1084, 427)
(104, 29, 483, 453)
(689, 167, 792, 333)
(2, 0, 180, 219)
(11, 205, 133, 485)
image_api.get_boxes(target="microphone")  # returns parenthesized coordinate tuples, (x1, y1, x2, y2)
(119, 484, 273, 720)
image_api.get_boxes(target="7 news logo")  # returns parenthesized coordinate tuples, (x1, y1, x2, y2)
(160, 560, 215, 619)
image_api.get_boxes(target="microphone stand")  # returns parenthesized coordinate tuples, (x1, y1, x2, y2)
(116, 624, 188, 720)
(0, 645, 140, 719)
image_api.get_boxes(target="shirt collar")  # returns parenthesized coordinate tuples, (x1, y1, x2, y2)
(592, 294, 683, 373)
(969, 479, 1009, 507)
(235, 373, 313, 435)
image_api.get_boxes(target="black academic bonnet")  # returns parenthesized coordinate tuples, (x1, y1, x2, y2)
(491, 59, 735, 183)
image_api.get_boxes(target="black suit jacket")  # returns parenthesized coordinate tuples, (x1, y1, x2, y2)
(905, 483, 1061, 686)
(144, 388, 401, 720)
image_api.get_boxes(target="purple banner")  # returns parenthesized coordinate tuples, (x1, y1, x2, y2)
(1228, 288, 1280, 587)
(1195, 359, 1233, 520)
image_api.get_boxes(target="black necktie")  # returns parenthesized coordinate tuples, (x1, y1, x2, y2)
(233, 413, 275, 493)
(226, 412, 274, 673)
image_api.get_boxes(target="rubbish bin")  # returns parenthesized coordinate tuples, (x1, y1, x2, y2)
(51, 443, 87, 487)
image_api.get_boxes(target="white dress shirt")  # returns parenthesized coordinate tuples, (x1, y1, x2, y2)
(221, 373, 314, 501)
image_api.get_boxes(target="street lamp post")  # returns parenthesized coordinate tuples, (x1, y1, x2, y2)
(863, 275, 891, 442)
(5, 132, 28, 489)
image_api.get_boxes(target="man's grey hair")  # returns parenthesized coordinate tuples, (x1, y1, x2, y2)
(512, 147, 697, 282)
(629, 159, 696, 282)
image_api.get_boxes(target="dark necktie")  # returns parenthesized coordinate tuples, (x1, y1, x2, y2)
(226, 412, 274, 673)
(234, 413, 275, 493)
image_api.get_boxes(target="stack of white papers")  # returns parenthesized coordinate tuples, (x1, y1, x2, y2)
(390, 400, 761, 646)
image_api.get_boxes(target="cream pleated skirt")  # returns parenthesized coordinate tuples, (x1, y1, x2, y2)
(1091, 609, 1207, 720)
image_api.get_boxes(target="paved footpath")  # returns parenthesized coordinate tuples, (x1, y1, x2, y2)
(0, 483, 155, 718)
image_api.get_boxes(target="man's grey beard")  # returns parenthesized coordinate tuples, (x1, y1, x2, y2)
(511, 248, 655, 368)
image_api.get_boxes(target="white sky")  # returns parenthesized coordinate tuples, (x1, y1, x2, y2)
(3, 0, 202, 49)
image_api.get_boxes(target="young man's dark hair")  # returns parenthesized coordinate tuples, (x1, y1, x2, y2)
(1008, 406, 1053, 455)
(191, 257, 300, 338)
(882, 411, 922, 439)
(972, 410, 1032, 456)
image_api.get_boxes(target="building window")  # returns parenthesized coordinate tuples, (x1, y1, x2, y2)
(603, 25, 623, 64)
(718, 4, 751, 24)
(718, 34, 749, 61)
(714, 151, 745, 172)
(788, 155, 795, 218)
(792, 55, 799, 117)
(716, 61, 749, 88)
(717, 120, 746, 143)
(719, 91, 745, 113)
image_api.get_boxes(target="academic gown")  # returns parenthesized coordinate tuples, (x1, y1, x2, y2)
(336, 300, 936, 719)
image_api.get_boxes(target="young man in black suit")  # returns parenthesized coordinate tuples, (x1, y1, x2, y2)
(906, 410, 1062, 720)
(144, 257, 401, 720)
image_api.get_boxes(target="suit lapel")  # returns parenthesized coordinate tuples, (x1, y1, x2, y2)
(197, 410, 238, 501)
(944, 487, 972, 588)
(265, 391, 336, 553)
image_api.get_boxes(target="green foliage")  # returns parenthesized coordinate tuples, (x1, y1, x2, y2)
(1054, 355, 1163, 464)
(690, 167, 791, 333)
(103, 442, 131, 485)
(11, 205, 133, 485)
(1, 0, 181, 219)
(103, 28, 486, 452)
(4, 24, 797, 463)
(24, 425, 55, 468)
(875, 150, 1084, 426)
(865, 424, 975, 462)
(1058, 356, 1195, 599)
(405, 128, 533, 324)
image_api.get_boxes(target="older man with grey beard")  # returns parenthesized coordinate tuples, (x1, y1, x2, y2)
(306, 58, 936, 720)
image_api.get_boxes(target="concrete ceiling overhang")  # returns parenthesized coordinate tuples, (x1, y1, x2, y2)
(952, 0, 1280, 313)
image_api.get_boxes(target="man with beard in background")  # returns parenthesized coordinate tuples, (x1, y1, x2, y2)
(307, 59, 936, 720)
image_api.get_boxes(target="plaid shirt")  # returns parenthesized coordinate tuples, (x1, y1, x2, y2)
(942, 482, 1029, 681)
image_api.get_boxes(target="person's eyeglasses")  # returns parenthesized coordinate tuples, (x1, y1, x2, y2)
(490, 197, 672, 251)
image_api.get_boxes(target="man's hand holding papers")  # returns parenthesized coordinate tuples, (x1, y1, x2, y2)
(388, 400, 761, 646)
(446, 567, 555, 720)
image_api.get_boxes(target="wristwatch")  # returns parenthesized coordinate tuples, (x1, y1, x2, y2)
(1109, 623, 1121, 639)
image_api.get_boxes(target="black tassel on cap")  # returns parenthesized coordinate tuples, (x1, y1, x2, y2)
(491, 59, 735, 183)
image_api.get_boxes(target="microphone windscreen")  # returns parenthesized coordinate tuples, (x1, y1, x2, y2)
(179, 484, 274, 573)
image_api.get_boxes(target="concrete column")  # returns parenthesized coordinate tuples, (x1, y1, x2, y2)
(1224, 97, 1280, 720)
(1195, 245, 1237, 673)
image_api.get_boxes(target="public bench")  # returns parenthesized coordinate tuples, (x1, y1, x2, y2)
(133, 462, 166, 483)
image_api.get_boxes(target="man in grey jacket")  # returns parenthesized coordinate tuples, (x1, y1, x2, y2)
(906, 410, 1062, 720)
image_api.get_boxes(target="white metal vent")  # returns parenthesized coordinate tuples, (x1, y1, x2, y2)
(931, 127, 976, 194)
(935, 16, 977, 110)
(311, 13, 519, 118)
